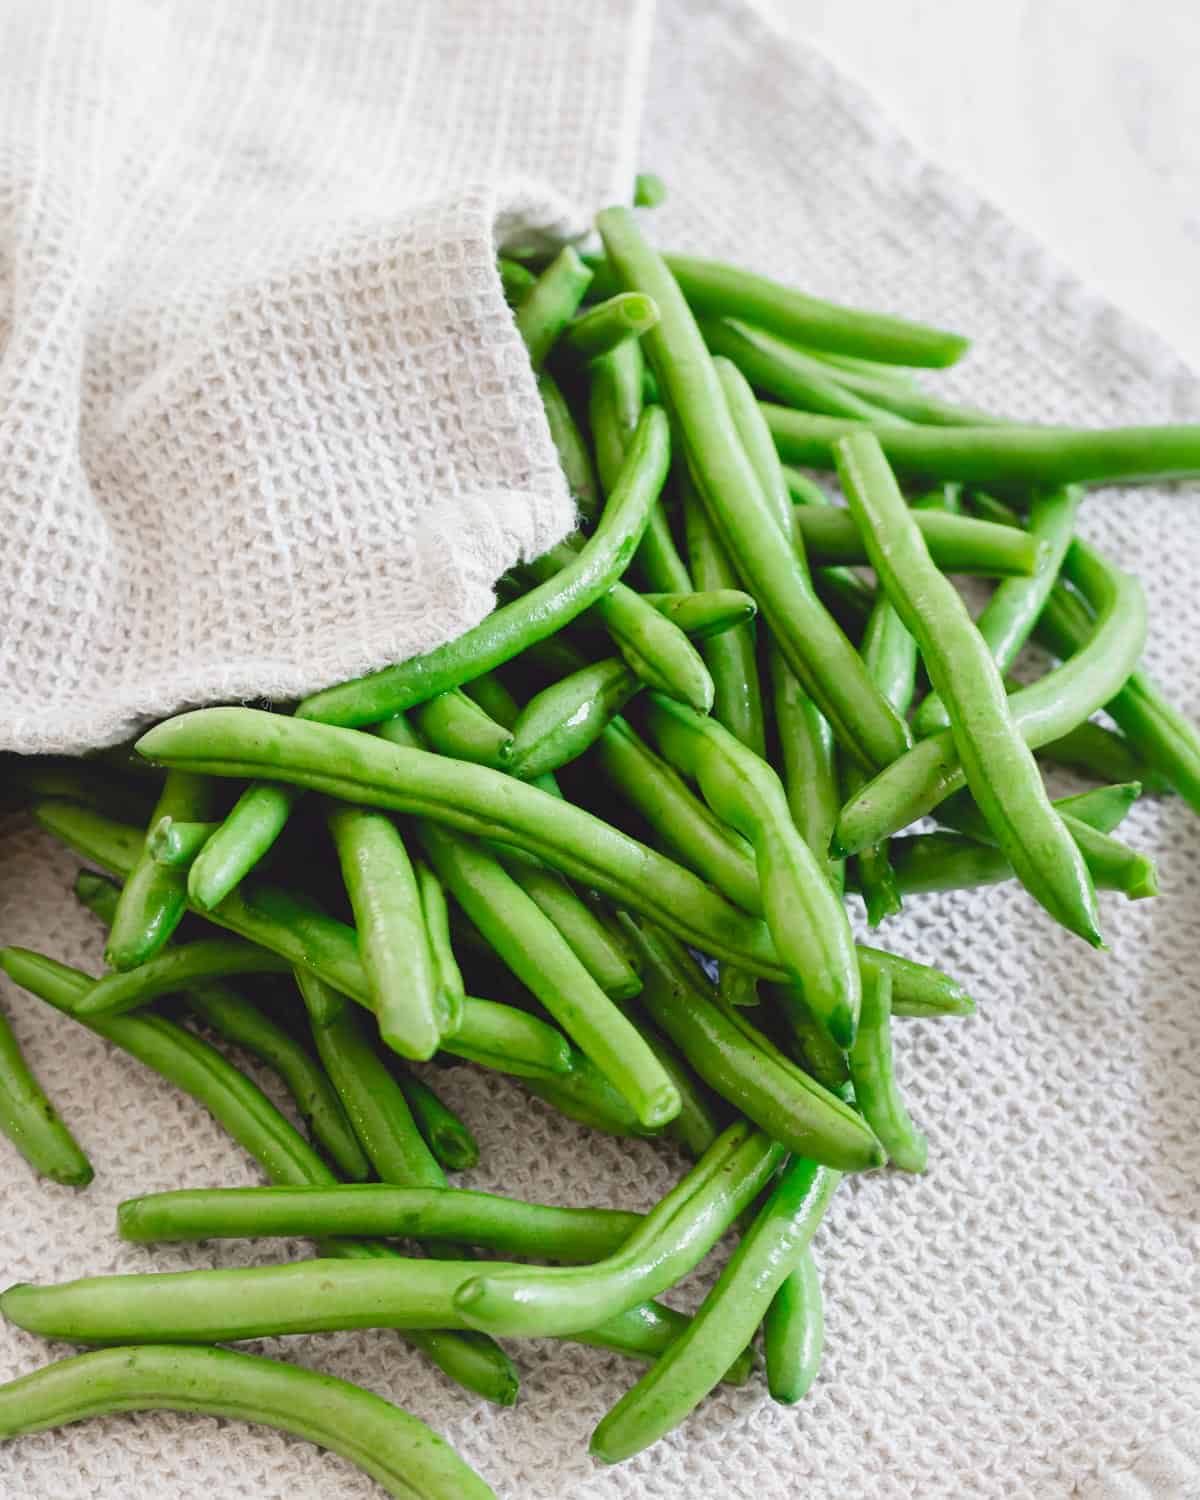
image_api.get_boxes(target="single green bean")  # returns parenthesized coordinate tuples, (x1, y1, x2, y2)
(848, 958, 927, 1172)
(0, 1004, 93, 1186)
(633, 172, 667, 207)
(515, 244, 593, 369)
(940, 782, 1141, 841)
(76, 937, 290, 1020)
(328, 804, 443, 1058)
(642, 692, 860, 1046)
(147, 817, 218, 868)
(763, 1247, 825, 1404)
(641, 589, 756, 639)
(413, 858, 466, 1035)
(390, 1069, 479, 1172)
(454, 1124, 784, 1338)
(188, 782, 301, 911)
(509, 657, 640, 779)
(834, 431, 1103, 946)
(0, 1346, 497, 1500)
(765, 406, 1200, 486)
(411, 690, 515, 769)
(862, 947, 975, 1018)
(591, 1155, 841, 1462)
(619, 917, 884, 1171)
(791, 505, 1044, 576)
(769, 640, 844, 895)
(914, 485, 1082, 736)
(296, 407, 670, 725)
(106, 770, 215, 969)
(117, 1183, 639, 1259)
(523, 1047, 658, 1139)
(498, 256, 536, 307)
(538, 371, 601, 524)
(885, 825, 1157, 900)
(562, 293, 660, 361)
(764, 983, 849, 1092)
(597, 208, 909, 772)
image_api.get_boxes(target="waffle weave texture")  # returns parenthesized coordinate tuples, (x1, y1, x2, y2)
(1, 0, 1198, 1497)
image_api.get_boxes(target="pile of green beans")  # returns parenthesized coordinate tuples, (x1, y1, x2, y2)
(2, 183, 1195, 1499)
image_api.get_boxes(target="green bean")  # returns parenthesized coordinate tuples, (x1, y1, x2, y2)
(764, 983, 849, 1092)
(105, 770, 215, 969)
(631, 1017, 724, 1160)
(940, 782, 1141, 840)
(914, 486, 1082, 736)
(297, 406, 669, 725)
(633, 172, 667, 207)
(848, 957, 927, 1172)
(1037, 721, 1166, 791)
(0, 1004, 93, 1186)
(681, 469, 765, 754)
(148, 817, 218, 868)
(591, 1155, 841, 1462)
(454, 1124, 784, 1338)
(763, 1247, 825, 1404)
(417, 821, 678, 1128)
(576, 1303, 754, 1383)
(498, 256, 536, 307)
(117, 1183, 638, 1259)
(0, 1346, 497, 1500)
(413, 860, 467, 1035)
(515, 245, 593, 368)
(769, 641, 844, 895)
(75, 937, 290, 1020)
(597, 208, 909, 772)
(562, 292, 660, 361)
(885, 824, 1157, 900)
(702, 316, 908, 422)
(328, 804, 443, 1058)
(411, 689, 515, 769)
(184, 980, 370, 1181)
(791, 506, 1045, 576)
(390, 1069, 479, 1172)
(188, 782, 301, 911)
(834, 432, 1103, 945)
(641, 589, 756, 639)
(862, 947, 975, 1018)
(619, 917, 884, 1171)
(523, 1047, 658, 1139)
(509, 657, 640, 778)
(538, 371, 601, 524)
(836, 536, 1147, 852)
(642, 693, 860, 1046)
(765, 406, 1200, 486)
(134, 709, 789, 978)
(608, 252, 969, 367)
(590, 716, 762, 914)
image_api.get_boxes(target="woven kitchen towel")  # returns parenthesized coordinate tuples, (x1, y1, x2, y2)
(2, 1, 1199, 1499)
(0, 0, 652, 754)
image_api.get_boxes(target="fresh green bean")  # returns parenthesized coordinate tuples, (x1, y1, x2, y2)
(188, 782, 301, 911)
(642, 693, 860, 1046)
(885, 825, 1157, 900)
(411, 690, 515, 769)
(417, 821, 679, 1128)
(591, 1155, 841, 1462)
(413, 860, 467, 1036)
(390, 1069, 479, 1172)
(538, 371, 601, 524)
(619, 917, 884, 1171)
(523, 1048, 657, 1139)
(633, 172, 667, 208)
(328, 804, 443, 1058)
(106, 770, 215, 969)
(515, 245, 593, 369)
(765, 406, 1200, 486)
(498, 256, 536, 307)
(75, 937, 290, 1020)
(834, 431, 1103, 946)
(0, 1346, 497, 1500)
(562, 293, 660, 361)
(147, 817, 218, 867)
(861, 947, 975, 1018)
(184, 979, 370, 1182)
(454, 1124, 784, 1338)
(134, 709, 789, 978)
(0, 1004, 93, 1186)
(791, 506, 1045, 576)
(597, 208, 909, 772)
(940, 782, 1141, 840)
(297, 407, 670, 726)
(1037, 721, 1166, 791)
(848, 957, 927, 1172)
(836, 536, 1147, 852)
(914, 486, 1083, 736)
(641, 589, 756, 639)
(769, 641, 844, 895)
(630, 1016, 724, 1160)
(763, 1247, 825, 1404)
(782, 466, 879, 610)
(117, 1183, 639, 1259)
(509, 657, 640, 779)
(764, 983, 849, 1092)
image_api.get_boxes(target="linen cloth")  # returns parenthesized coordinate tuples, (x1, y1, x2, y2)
(1, 1, 1198, 1497)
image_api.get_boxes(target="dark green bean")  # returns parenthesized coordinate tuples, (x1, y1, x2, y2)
(515, 245, 593, 368)
(0, 758, 152, 824)
(0, 1346, 497, 1500)
(940, 782, 1141, 840)
(413, 860, 467, 1036)
(1037, 721, 1167, 791)
(0, 1004, 93, 1187)
(390, 1069, 479, 1172)
(769, 641, 844, 895)
(188, 782, 301, 911)
(791, 506, 1045, 576)
(764, 983, 849, 1093)
(412, 690, 515, 769)
(591, 1155, 841, 1462)
(765, 405, 1200, 486)
(296, 407, 670, 725)
(848, 957, 927, 1172)
(76, 937, 290, 1020)
(763, 1247, 825, 1404)
(538, 371, 601, 525)
(509, 657, 640, 779)
(498, 256, 536, 307)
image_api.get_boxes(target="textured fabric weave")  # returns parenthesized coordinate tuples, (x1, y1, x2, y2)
(1, 1, 1198, 1497)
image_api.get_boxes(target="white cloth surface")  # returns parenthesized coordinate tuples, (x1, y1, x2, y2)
(2, 1, 1199, 1498)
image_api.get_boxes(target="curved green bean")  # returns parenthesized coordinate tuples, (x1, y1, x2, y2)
(0, 1346, 496, 1500)
(76, 937, 290, 1020)
(848, 958, 927, 1172)
(509, 657, 640, 779)
(187, 781, 300, 912)
(1037, 721, 1166, 791)
(0, 1004, 93, 1187)
(515, 244, 593, 368)
(791, 506, 1045, 576)
(411, 690, 515, 769)
(763, 1247, 825, 1404)
(296, 406, 670, 725)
